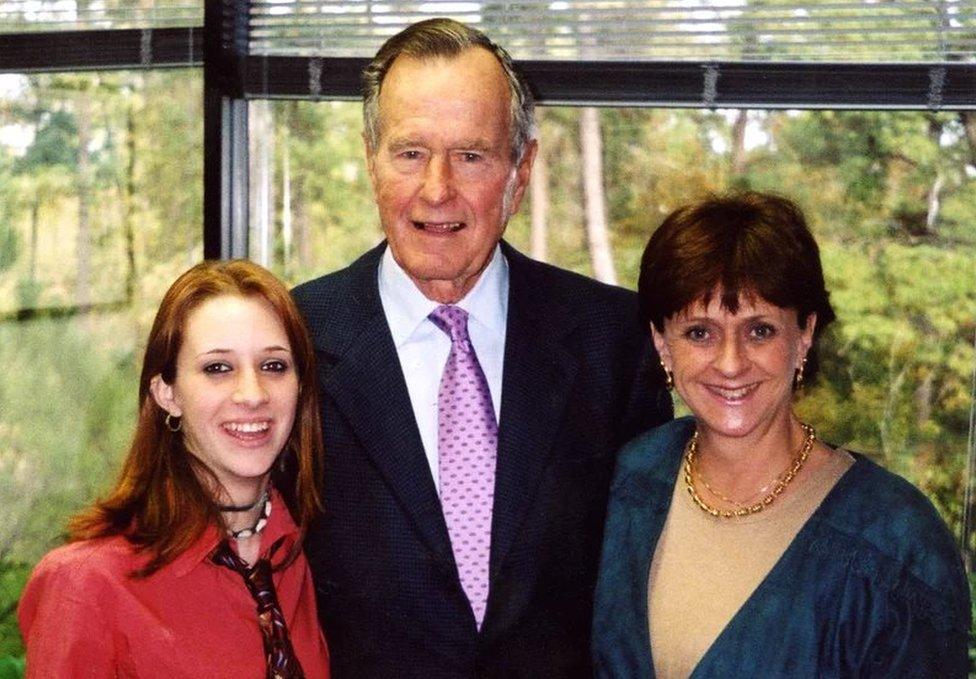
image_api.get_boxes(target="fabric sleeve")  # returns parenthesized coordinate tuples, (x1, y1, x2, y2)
(859, 472, 972, 678)
(858, 581, 971, 678)
(838, 491, 973, 679)
(18, 554, 118, 678)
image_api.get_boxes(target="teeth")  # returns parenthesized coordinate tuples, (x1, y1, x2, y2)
(224, 421, 269, 433)
(713, 385, 753, 400)
(416, 222, 462, 232)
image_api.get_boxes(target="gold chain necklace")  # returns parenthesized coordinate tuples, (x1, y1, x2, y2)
(683, 422, 816, 519)
(697, 471, 771, 509)
(696, 457, 786, 508)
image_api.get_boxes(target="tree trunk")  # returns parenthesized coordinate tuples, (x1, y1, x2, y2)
(286, 102, 312, 272)
(529, 137, 548, 262)
(75, 91, 92, 308)
(914, 368, 935, 427)
(281, 127, 292, 277)
(28, 200, 39, 281)
(879, 341, 909, 464)
(925, 174, 944, 233)
(294, 181, 311, 271)
(122, 98, 137, 302)
(579, 107, 617, 284)
(249, 101, 275, 267)
(730, 109, 749, 176)
(959, 111, 976, 166)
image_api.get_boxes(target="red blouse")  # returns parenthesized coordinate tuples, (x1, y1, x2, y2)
(18, 492, 329, 678)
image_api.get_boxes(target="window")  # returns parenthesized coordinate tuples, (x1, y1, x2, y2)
(0, 0, 974, 669)
(0, 69, 202, 663)
(250, 99, 976, 555)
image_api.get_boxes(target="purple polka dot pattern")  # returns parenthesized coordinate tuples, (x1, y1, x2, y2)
(429, 305, 497, 629)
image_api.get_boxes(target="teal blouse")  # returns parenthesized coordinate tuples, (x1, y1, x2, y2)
(593, 417, 971, 678)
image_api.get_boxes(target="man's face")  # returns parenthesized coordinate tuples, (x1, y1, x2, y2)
(366, 47, 536, 304)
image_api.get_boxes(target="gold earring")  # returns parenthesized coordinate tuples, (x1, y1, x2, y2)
(660, 360, 674, 391)
(165, 414, 182, 432)
(793, 357, 808, 390)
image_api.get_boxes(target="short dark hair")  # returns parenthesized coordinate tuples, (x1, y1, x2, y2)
(362, 18, 536, 163)
(638, 191, 836, 385)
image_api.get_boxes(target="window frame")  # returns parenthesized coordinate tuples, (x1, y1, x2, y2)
(1, 3, 975, 554)
(3, 8, 975, 259)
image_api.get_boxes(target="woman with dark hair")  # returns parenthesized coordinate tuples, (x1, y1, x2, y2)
(593, 192, 969, 677)
(19, 260, 329, 678)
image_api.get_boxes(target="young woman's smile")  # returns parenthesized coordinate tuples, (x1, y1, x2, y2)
(152, 294, 299, 503)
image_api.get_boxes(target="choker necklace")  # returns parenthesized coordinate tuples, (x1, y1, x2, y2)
(684, 422, 816, 519)
(225, 492, 272, 540)
(218, 487, 269, 513)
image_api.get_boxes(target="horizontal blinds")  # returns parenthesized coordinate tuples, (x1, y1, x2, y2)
(248, 0, 976, 62)
(0, 1, 201, 33)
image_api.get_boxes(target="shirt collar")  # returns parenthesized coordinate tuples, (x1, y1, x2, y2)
(169, 488, 300, 578)
(378, 243, 509, 347)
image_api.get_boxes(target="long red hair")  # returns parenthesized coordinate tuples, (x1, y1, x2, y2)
(70, 260, 323, 575)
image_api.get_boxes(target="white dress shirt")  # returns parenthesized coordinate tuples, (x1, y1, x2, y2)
(378, 245, 509, 491)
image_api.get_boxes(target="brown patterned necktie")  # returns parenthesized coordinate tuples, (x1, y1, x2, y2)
(210, 536, 305, 679)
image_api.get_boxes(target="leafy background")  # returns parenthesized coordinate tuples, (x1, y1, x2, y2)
(0, 71, 974, 671)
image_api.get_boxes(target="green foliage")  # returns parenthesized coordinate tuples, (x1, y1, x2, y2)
(0, 162, 19, 274)
(0, 562, 30, 660)
(13, 280, 39, 310)
(0, 315, 138, 563)
(267, 100, 379, 284)
(14, 109, 77, 172)
(120, 98, 976, 566)
(0, 72, 203, 659)
(138, 71, 204, 263)
(0, 223, 17, 274)
(1, 73, 975, 663)
(0, 657, 23, 679)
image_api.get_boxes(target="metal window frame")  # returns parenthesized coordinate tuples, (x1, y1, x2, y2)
(240, 55, 976, 109)
(1, 9, 976, 555)
(1, 19, 975, 258)
(0, 27, 202, 72)
(204, 0, 250, 259)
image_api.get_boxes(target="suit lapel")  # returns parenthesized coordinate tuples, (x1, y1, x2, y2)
(313, 243, 583, 585)
(317, 246, 455, 568)
(490, 244, 580, 577)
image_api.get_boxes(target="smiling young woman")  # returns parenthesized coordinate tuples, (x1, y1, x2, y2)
(18, 260, 329, 678)
(593, 192, 970, 678)
(149, 295, 299, 531)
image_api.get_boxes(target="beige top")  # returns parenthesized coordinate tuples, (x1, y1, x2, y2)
(647, 447, 854, 679)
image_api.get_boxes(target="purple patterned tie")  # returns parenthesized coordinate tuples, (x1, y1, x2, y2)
(429, 305, 497, 629)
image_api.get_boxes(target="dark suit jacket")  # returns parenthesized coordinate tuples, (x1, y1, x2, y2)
(293, 241, 672, 678)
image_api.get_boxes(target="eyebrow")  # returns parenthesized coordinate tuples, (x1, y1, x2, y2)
(195, 345, 292, 358)
(677, 313, 773, 323)
(451, 140, 493, 153)
(386, 137, 424, 152)
(386, 137, 494, 154)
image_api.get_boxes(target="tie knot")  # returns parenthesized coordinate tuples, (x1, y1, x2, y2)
(429, 305, 470, 344)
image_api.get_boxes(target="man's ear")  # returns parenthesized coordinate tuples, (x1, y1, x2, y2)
(507, 139, 538, 217)
(363, 132, 379, 194)
(149, 374, 181, 417)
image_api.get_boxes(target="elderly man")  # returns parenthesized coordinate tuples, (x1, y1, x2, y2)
(293, 18, 672, 678)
